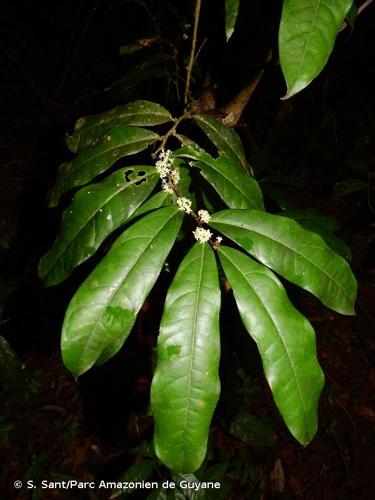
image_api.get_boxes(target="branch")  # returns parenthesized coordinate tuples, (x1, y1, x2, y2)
(184, 0, 202, 105)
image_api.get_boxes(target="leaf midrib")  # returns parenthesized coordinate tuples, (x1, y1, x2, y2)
(43, 170, 157, 279)
(66, 130, 157, 182)
(180, 245, 205, 469)
(196, 157, 255, 208)
(75, 209, 178, 374)
(221, 249, 309, 429)
(213, 215, 350, 307)
(78, 109, 170, 142)
(195, 116, 245, 170)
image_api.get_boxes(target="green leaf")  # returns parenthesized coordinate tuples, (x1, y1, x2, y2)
(111, 459, 155, 498)
(210, 209, 357, 314)
(225, 0, 240, 41)
(50, 126, 160, 207)
(151, 243, 221, 473)
(175, 147, 264, 210)
(193, 115, 251, 175)
(39, 166, 159, 286)
(279, 209, 352, 260)
(61, 207, 183, 377)
(279, 0, 353, 98)
(219, 246, 324, 444)
(127, 191, 172, 223)
(230, 411, 273, 447)
(67, 100, 172, 153)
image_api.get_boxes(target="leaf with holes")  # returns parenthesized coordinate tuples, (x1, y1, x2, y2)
(210, 209, 357, 314)
(175, 147, 263, 210)
(49, 126, 159, 207)
(66, 100, 172, 153)
(219, 246, 324, 444)
(225, 0, 240, 41)
(151, 243, 221, 472)
(279, 0, 353, 98)
(61, 207, 183, 377)
(193, 115, 251, 174)
(39, 166, 159, 286)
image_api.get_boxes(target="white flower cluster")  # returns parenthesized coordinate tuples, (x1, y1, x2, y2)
(198, 209, 211, 224)
(193, 227, 212, 243)
(156, 149, 181, 196)
(155, 149, 173, 179)
(176, 196, 192, 214)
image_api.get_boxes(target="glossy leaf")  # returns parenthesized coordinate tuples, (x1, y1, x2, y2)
(210, 209, 357, 314)
(61, 207, 183, 377)
(39, 166, 159, 286)
(219, 246, 324, 444)
(225, 0, 240, 41)
(50, 126, 159, 207)
(175, 147, 264, 210)
(279, 0, 353, 98)
(127, 191, 172, 223)
(279, 209, 351, 259)
(193, 115, 251, 174)
(151, 243, 221, 472)
(66, 100, 172, 153)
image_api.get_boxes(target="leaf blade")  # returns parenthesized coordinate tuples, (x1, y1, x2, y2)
(225, 0, 240, 41)
(279, 209, 351, 260)
(50, 126, 159, 206)
(279, 0, 353, 98)
(61, 206, 183, 377)
(39, 166, 159, 286)
(210, 209, 357, 314)
(67, 100, 172, 153)
(219, 246, 324, 444)
(175, 147, 264, 210)
(151, 243, 221, 473)
(193, 114, 251, 174)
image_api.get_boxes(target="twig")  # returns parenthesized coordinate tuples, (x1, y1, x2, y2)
(184, 0, 202, 105)
(152, 114, 189, 157)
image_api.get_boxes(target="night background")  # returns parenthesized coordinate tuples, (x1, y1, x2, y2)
(0, 0, 374, 498)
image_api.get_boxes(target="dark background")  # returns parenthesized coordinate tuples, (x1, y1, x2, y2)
(1, 1, 374, 498)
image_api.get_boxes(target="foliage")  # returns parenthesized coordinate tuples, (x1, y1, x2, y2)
(39, 0, 357, 474)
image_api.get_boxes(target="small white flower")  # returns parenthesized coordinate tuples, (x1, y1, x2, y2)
(155, 163, 170, 179)
(158, 149, 173, 164)
(170, 169, 180, 185)
(193, 227, 212, 243)
(161, 181, 174, 194)
(216, 236, 223, 243)
(198, 209, 211, 224)
(176, 196, 192, 214)
(155, 149, 174, 179)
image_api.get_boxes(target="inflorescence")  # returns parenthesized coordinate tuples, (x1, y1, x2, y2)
(155, 150, 223, 245)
